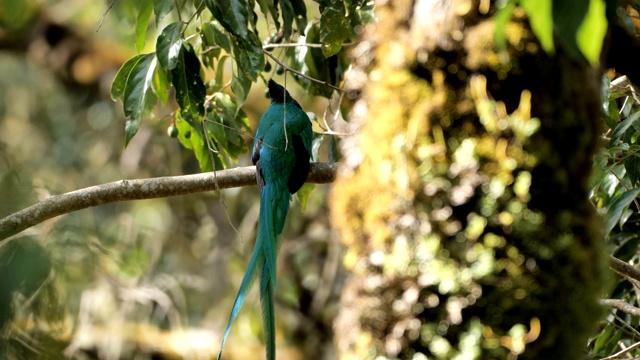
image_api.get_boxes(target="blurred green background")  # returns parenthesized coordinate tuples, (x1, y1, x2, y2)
(0, 1, 340, 359)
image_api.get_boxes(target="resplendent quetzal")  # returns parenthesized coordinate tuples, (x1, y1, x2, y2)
(217, 79, 312, 360)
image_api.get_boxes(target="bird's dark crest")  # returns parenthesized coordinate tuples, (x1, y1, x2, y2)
(267, 79, 302, 109)
(267, 79, 289, 104)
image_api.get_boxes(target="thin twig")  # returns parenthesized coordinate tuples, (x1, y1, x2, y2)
(263, 42, 356, 50)
(263, 43, 324, 49)
(601, 338, 640, 360)
(175, 0, 183, 22)
(183, 0, 205, 31)
(96, 0, 116, 32)
(262, 50, 344, 92)
(201, 117, 242, 241)
(202, 117, 278, 150)
(317, 130, 352, 137)
(321, 90, 345, 133)
(612, 310, 640, 339)
(284, 75, 289, 150)
(0, 163, 338, 241)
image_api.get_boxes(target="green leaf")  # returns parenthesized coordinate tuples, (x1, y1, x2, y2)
(190, 124, 213, 172)
(610, 112, 640, 147)
(232, 33, 264, 80)
(156, 22, 184, 70)
(352, 0, 374, 28)
(611, 232, 640, 260)
(280, 0, 307, 40)
(209, 55, 229, 92)
(210, 21, 232, 53)
(231, 60, 252, 108)
(206, 111, 228, 149)
(281, 0, 295, 40)
(177, 110, 213, 172)
(153, 0, 174, 25)
(111, 55, 142, 101)
(170, 43, 206, 129)
(175, 113, 193, 149)
(630, 114, 640, 133)
(592, 323, 614, 354)
(136, 0, 153, 53)
(576, 0, 607, 65)
(296, 183, 315, 212)
(211, 93, 250, 159)
(605, 188, 640, 235)
(256, 0, 280, 31)
(291, 0, 308, 36)
(123, 54, 157, 146)
(620, 208, 634, 228)
(604, 100, 620, 129)
(205, 0, 248, 38)
(520, 0, 554, 53)
(152, 64, 170, 105)
(200, 22, 222, 67)
(320, 4, 351, 57)
(552, 0, 589, 63)
(625, 153, 640, 185)
(220, 93, 248, 140)
(0, 236, 51, 330)
(290, 22, 345, 97)
(493, 2, 515, 51)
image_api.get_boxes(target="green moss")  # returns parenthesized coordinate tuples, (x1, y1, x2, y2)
(330, 1, 609, 359)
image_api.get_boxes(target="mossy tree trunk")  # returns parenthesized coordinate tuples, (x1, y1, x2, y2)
(330, 1, 608, 359)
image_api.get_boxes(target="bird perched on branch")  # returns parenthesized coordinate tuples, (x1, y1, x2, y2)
(218, 79, 312, 360)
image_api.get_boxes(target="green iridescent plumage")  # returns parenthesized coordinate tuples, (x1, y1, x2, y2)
(218, 80, 312, 360)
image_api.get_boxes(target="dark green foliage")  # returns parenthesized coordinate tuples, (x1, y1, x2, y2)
(551, 0, 590, 62)
(112, 0, 365, 170)
(156, 22, 183, 70)
(589, 71, 640, 357)
(0, 237, 51, 331)
(170, 42, 206, 129)
(496, 0, 607, 65)
(111, 53, 157, 146)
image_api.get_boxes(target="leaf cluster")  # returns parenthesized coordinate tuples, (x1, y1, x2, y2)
(111, 0, 373, 172)
(495, 0, 608, 65)
(590, 73, 640, 356)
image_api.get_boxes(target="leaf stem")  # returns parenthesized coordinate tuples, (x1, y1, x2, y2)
(262, 42, 356, 50)
(262, 50, 344, 92)
(183, 0, 205, 31)
(96, 0, 116, 32)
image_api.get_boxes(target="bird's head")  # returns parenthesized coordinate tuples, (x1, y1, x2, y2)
(268, 79, 302, 109)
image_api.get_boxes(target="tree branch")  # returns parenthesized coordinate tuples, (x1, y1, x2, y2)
(601, 299, 640, 317)
(0, 162, 337, 241)
(609, 255, 640, 282)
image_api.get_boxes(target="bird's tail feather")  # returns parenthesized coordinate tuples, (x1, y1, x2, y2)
(217, 182, 289, 359)
(260, 263, 276, 360)
(217, 243, 263, 360)
(258, 183, 288, 360)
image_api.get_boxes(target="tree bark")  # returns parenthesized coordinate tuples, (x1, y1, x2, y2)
(0, 163, 337, 241)
(330, 1, 608, 359)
